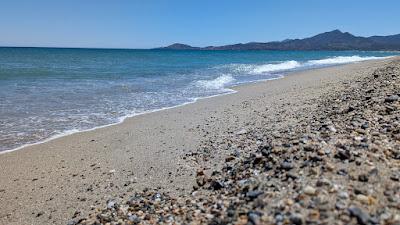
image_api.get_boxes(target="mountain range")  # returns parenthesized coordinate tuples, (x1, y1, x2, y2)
(158, 30, 400, 51)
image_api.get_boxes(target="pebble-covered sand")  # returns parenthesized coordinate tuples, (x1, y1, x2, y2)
(73, 59, 400, 225)
(1, 58, 399, 225)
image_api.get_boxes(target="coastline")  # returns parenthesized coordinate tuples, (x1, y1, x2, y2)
(0, 58, 391, 155)
(0, 57, 398, 225)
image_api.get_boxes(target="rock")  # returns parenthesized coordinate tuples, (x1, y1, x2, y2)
(128, 215, 141, 223)
(335, 200, 347, 210)
(106, 200, 116, 209)
(225, 155, 236, 162)
(209, 180, 224, 190)
(196, 168, 205, 176)
(246, 190, 263, 200)
(348, 206, 370, 225)
(236, 129, 248, 135)
(335, 149, 351, 160)
(248, 211, 262, 225)
(67, 220, 77, 225)
(289, 213, 303, 225)
(280, 161, 294, 170)
(358, 174, 369, 182)
(356, 194, 370, 204)
(196, 176, 206, 186)
(385, 95, 399, 102)
(304, 186, 316, 195)
(390, 171, 400, 181)
(316, 178, 331, 187)
(361, 123, 369, 129)
(338, 191, 349, 199)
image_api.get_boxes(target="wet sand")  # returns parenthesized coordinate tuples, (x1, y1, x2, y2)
(0, 58, 397, 225)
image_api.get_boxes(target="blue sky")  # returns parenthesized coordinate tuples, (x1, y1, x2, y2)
(0, 0, 399, 48)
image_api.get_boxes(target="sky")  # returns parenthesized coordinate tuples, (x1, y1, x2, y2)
(0, 0, 399, 49)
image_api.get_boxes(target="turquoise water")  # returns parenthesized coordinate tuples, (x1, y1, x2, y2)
(0, 48, 397, 152)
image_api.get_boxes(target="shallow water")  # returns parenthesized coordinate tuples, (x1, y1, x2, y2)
(0, 48, 397, 151)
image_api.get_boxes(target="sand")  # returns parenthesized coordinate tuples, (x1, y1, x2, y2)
(0, 58, 396, 225)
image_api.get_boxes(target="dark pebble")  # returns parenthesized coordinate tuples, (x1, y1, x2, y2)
(348, 206, 370, 225)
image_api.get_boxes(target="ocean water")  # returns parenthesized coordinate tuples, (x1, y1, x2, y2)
(0, 48, 397, 152)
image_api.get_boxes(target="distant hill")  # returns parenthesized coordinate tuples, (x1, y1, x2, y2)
(161, 43, 200, 50)
(157, 30, 400, 51)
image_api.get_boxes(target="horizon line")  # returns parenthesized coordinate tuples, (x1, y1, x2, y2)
(1, 29, 399, 51)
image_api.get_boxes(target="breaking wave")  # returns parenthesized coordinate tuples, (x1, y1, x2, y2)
(306, 56, 388, 66)
(196, 74, 235, 89)
(224, 55, 390, 75)
(250, 60, 301, 74)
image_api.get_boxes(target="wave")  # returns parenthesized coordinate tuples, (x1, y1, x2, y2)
(196, 74, 235, 89)
(250, 60, 301, 74)
(306, 56, 388, 66)
(225, 55, 390, 75)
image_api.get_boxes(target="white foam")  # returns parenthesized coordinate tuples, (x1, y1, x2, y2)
(226, 56, 391, 75)
(306, 56, 388, 66)
(250, 60, 301, 74)
(196, 74, 235, 89)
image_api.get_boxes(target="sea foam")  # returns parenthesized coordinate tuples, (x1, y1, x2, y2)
(306, 56, 387, 66)
(196, 74, 235, 89)
(250, 60, 301, 74)
(231, 55, 390, 75)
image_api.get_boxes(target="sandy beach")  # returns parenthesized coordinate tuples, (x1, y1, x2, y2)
(1, 57, 399, 225)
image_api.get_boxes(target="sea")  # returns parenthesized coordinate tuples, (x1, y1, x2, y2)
(0, 48, 397, 152)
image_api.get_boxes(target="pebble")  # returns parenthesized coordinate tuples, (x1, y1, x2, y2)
(236, 129, 248, 135)
(338, 191, 349, 199)
(289, 213, 303, 225)
(348, 206, 370, 225)
(385, 94, 399, 102)
(304, 186, 316, 195)
(356, 194, 369, 204)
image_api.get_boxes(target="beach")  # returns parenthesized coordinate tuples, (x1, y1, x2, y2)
(1, 57, 399, 225)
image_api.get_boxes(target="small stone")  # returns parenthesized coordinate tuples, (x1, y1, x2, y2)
(128, 215, 141, 223)
(248, 211, 262, 225)
(67, 221, 77, 225)
(246, 190, 264, 200)
(304, 186, 316, 195)
(358, 174, 369, 182)
(289, 213, 303, 225)
(236, 129, 248, 135)
(280, 161, 294, 170)
(196, 169, 205, 176)
(196, 176, 205, 187)
(335, 149, 351, 160)
(106, 200, 116, 209)
(316, 178, 331, 187)
(356, 194, 369, 204)
(361, 123, 369, 129)
(225, 155, 236, 162)
(335, 200, 347, 210)
(385, 95, 399, 102)
(328, 125, 337, 133)
(338, 191, 349, 199)
(209, 180, 224, 190)
(348, 206, 370, 225)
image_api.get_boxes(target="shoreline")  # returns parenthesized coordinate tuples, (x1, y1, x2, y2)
(0, 58, 391, 155)
(0, 57, 398, 225)
(78, 55, 400, 225)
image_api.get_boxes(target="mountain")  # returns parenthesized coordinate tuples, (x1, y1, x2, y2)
(159, 43, 200, 50)
(157, 30, 400, 51)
